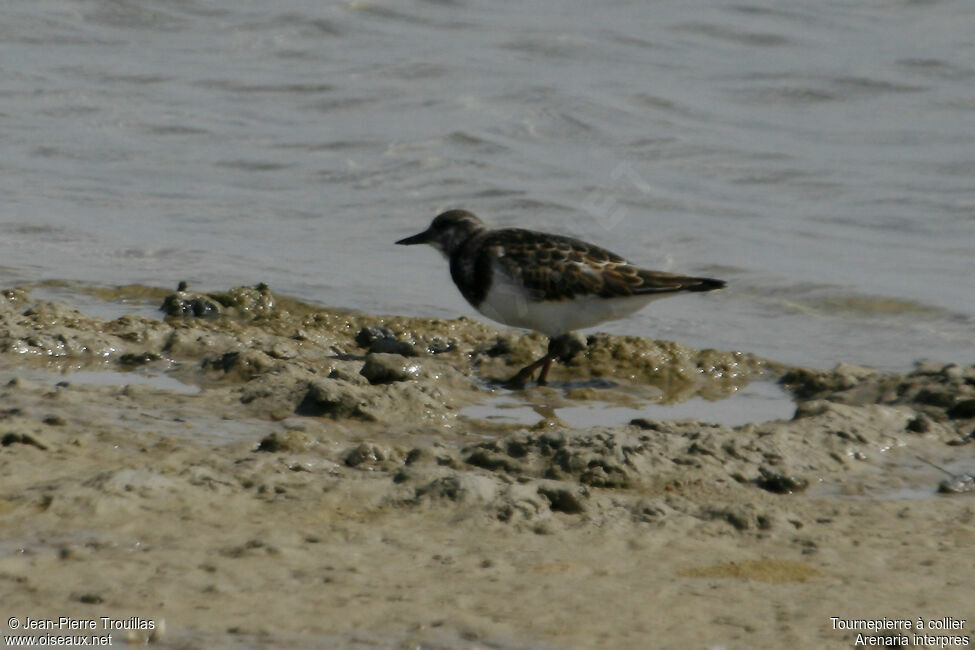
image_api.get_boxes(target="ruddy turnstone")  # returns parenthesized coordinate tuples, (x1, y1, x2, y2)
(396, 209, 726, 387)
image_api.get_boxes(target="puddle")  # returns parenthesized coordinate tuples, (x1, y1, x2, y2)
(809, 450, 975, 501)
(54, 369, 200, 394)
(1, 366, 200, 394)
(0, 365, 271, 445)
(462, 380, 795, 429)
(25, 282, 166, 322)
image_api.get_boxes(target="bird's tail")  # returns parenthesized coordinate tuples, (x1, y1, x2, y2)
(633, 270, 726, 295)
(684, 277, 726, 292)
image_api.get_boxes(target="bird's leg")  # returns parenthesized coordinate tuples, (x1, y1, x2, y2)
(536, 355, 555, 386)
(504, 353, 554, 389)
(505, 334, 584, 388)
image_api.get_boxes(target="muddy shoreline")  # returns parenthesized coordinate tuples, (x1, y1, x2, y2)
(1, 284, 973, 649)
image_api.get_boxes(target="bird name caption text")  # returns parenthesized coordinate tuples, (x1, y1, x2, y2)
(830, 616, 969, 647)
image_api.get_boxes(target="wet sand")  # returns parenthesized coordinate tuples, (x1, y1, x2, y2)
(1, 284, 973, 649)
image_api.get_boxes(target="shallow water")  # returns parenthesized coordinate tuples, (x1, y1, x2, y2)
(1, 0, 973, 371)
(463, 379, 794, 429)
(809, 448, 975, 501)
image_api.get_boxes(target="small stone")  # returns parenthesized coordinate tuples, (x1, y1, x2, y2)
(415, 474, 498, 503)
(706, 507, 752, 531)
(255, 431, 313, 453)
(368, 338, 415, 357)
(947, 399, 975, 420)
(629, 418, 662, 430)
(78, 593, 104, 604)
(360, 353, 420, 384)
(404, 447, 434, 466)
(426, 337, 454, 354)
(354, 325, 396, 348)
(1, 433, 47, 450)
(793, 400, 831, 419)
(465, 449, 521, 473)
(160, 288, 222, 318)
(296, 381, 366, 419)
(915, 388, 956, 408)
(345, 443, 384, 467)
(938, 474, 975, 494)
(537, 482, 586, 514)
(755, 466, 809, 494)
(118, 352, 162, 367)
(906, 414, 932, 433)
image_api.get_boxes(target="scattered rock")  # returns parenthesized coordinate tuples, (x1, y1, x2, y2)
(118, 352, 162, 367)
(1, 432, 47, 450)
(78, 593, 104, 604)
(297, 380, 367, 419)
(345, 443, 396, 468)
(255, 431, 315, 453)
(367, 338, 415, 357)
(702, 505, 772, 532)
(414, 473, 498, 504)
(160, 284, 222, 318)
(425, 337, 454, 354)
(906, 413, 932, 433)
(938, 474, 975, 494)
(915, 388, 956, 408)
(536, 481, 587, 514)
(630, 418, 663, 430)
(947, 399, 975, 420)
(354, 325, 396, 348)
(755, 466, 809, 494)
(465, 449, 523, 473)
(204, 350, 277, 380)
(360, 353, 421, 384)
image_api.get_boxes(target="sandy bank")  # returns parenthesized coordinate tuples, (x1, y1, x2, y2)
(0, 284, 972, 649)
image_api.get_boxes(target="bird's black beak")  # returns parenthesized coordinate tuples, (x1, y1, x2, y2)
(395, 229, 432, 246)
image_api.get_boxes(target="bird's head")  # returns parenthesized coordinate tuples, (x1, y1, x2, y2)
(396, 209, 486, 257)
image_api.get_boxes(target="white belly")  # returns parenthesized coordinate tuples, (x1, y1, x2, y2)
(474, 267, 662, 337)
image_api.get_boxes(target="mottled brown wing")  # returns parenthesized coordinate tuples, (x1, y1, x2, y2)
(486, 229, 724, 301)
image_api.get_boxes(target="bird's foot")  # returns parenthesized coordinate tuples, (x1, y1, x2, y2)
(503, 354, 553, 389)
(502, 335, 586, 389)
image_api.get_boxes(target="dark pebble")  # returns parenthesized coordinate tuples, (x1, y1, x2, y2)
(360, 353, 419, 384)
(1, 433, 47, 450)
(537, 485, 586, 514)
(465, 449, 521, 473)
(947, 399, 975, 420)
(255, 433, 285, 453)
(426, 337, 454, 355)
(938, 474, 975, 494)
(354, 325, 396, 348)
(755, 466, 809, 494)
(345, 443, 383, 467)
(368, 338, 415, 357)
(630, 418, 662, 430)
(914, 388, 956, 408)
(119, 352, 162, 367)
(160, 293, 221, 318)
(906, 414, 932, 433)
